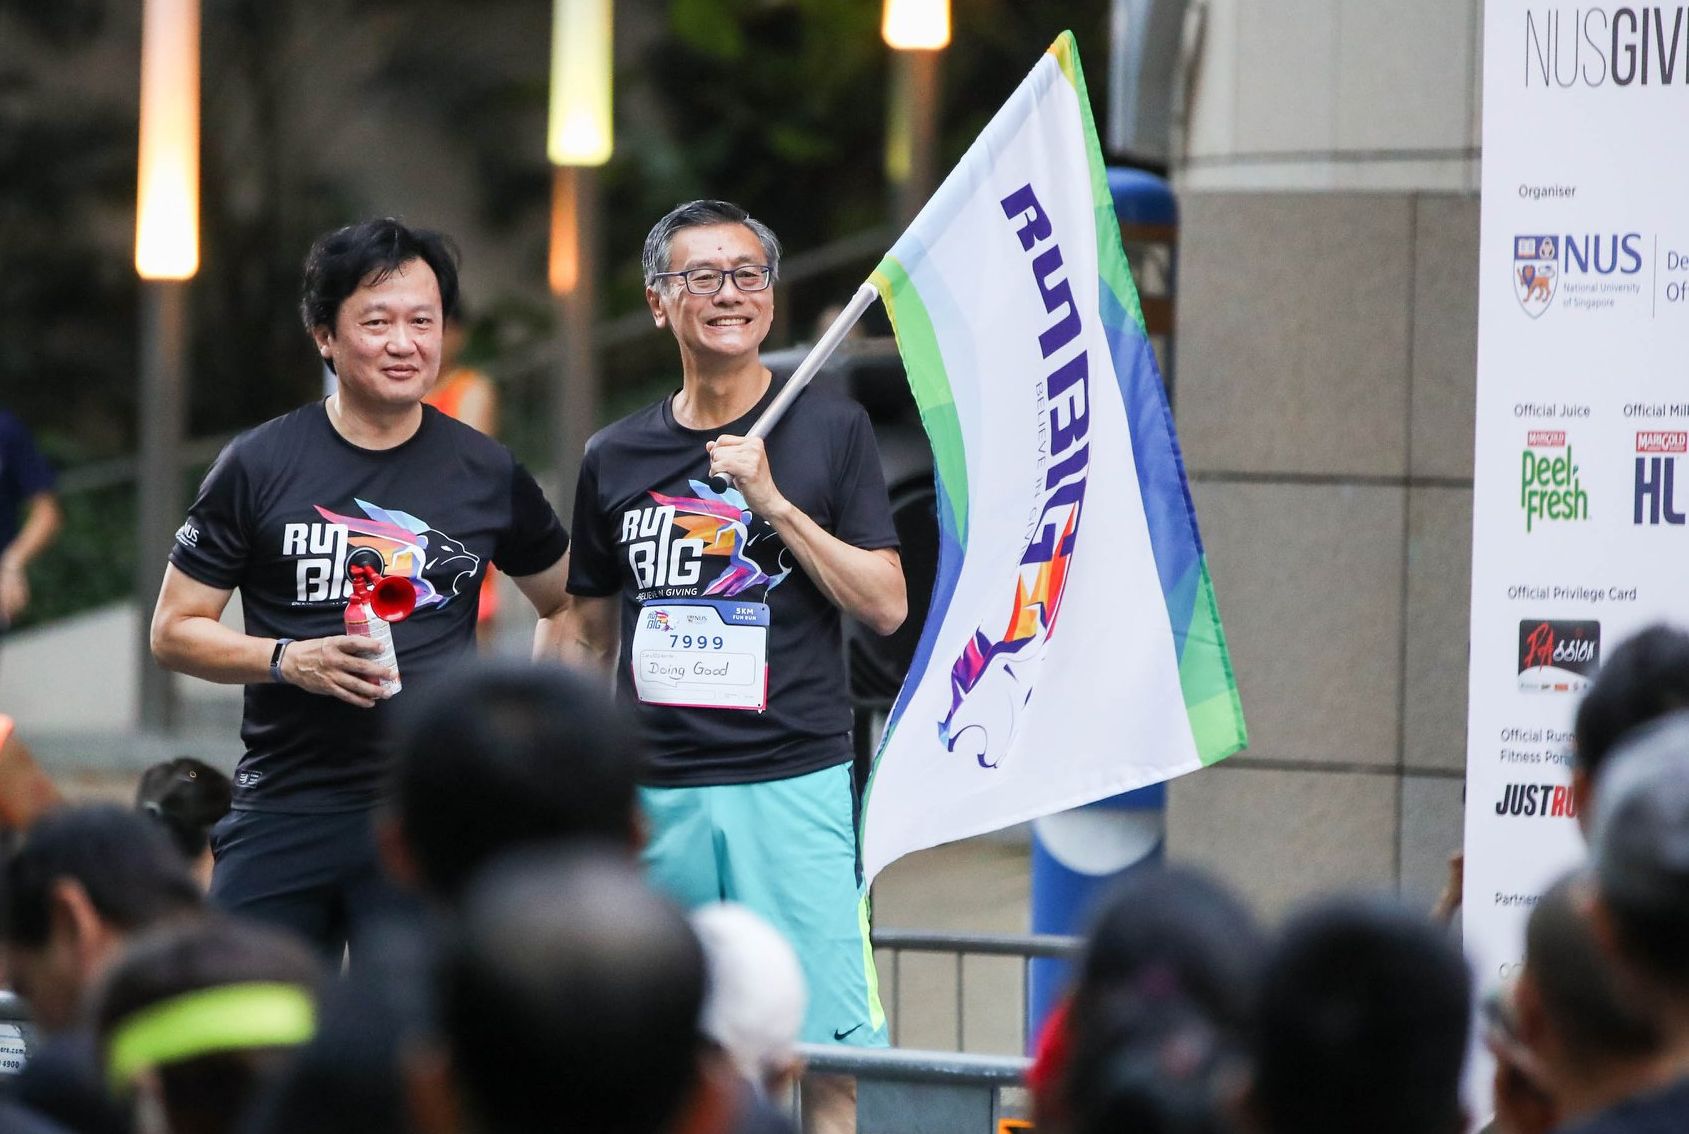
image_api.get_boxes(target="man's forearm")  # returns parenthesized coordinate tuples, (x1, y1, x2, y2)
(1, 494, 61, 572)
(765, 501, 906, 636)
(556, 600, 620, 675)
(152, 615, 277, 685)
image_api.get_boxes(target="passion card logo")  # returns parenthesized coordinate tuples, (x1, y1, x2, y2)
(1635, 431, 1689, 525)
(939, 183, 1088, 770)
(1521, 431, 1588, 532)
(1518, 619, 1601, 693)
(283, 498, 480, 609)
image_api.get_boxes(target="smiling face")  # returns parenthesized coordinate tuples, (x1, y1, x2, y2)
(646, 223, 774, 368)
(313, 258, 443, 414)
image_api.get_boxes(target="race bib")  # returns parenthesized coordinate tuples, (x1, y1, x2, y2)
(631, 599, 769, 711)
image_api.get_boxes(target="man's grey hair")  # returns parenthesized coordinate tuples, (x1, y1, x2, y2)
(641, 200, 782, 288)
(1589, 710, 1689, 991)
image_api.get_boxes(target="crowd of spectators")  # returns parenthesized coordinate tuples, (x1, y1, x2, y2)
(4, 623, 1689, 1134)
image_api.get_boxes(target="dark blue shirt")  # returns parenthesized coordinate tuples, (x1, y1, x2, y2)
(0, 411, 56, 557)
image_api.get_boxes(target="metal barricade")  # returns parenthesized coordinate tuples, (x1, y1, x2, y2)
(871, 930, 1080, 1051)
(795, 1044, 1029, 1134)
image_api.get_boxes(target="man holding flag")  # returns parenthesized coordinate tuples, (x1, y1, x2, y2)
(563, 200, 905, 1058)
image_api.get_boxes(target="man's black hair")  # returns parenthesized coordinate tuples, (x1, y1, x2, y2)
(440, 848, 705, 1134)
(1589, 713, 1689, 996)
(1, 805, 201, 947)
(93, 916, 325, 1134)
(1574, 624, 1689, 780)
(136, 757, 232, 860)
(1524, 872, 1662, 1066)
(390, 660, 646, 903)
(1252, 898, 1470, 1134)
(1066, 867, 1261, 1134)
(299, 218, 460, 342)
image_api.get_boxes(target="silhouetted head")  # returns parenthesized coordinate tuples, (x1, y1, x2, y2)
(94, 916, 325, 1134)
(388, 660, 646, 903)
(1063, 867, 1261, 1134)
(1250, 898, 1470, 1134)
(428, 849, 710, 1134)
(1589, 713, 1689, 1004)
(1573, 624, 1689, 827)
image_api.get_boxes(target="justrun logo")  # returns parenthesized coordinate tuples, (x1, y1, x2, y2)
(1494, 782, 1579, 819)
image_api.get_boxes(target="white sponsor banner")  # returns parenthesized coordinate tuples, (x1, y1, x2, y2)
(1467, 0, 1689, 1048)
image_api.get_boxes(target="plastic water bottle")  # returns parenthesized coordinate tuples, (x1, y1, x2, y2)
(344, 565, 401, 698)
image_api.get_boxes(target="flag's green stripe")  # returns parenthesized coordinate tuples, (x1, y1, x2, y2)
(1178, 562, 1249, 763)
(1051, 30, 1148, 337)
(870, 257, 970, 541)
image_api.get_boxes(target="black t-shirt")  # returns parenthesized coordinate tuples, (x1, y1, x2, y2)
(170, 403, 568, 812)
(1559, 1078, 1689, 1134)
(568, 378, 898, 786)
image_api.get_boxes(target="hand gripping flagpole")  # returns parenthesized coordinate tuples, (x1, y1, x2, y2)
(710, 280, 881, 493)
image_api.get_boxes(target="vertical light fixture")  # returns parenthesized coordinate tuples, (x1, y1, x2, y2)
(136, 0, 200, 280)
(547, 0, 613, 168)
(882, 0, 951, 50)
(135, 0, 201, 732)
(548, 0, 612, 503)
(883, 0, 949, 225)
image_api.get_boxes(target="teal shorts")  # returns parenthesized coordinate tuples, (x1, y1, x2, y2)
(639, 762, 888, 1047)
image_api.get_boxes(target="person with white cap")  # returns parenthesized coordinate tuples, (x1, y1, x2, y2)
(692, 902, 808, 1103)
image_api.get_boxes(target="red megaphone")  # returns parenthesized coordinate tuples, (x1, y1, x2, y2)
(369, 574, 417, 623)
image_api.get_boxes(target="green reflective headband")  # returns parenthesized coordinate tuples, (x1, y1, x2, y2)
(106, 982, 316, 1092)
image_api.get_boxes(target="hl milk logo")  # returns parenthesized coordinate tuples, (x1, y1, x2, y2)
(1515, 235, 1558, 316)
(938, 184, 1087, 770)
(1518, 619, 1601, 694)
(1635, 430, 1689, 525)
(1520, 430, 1588, 531)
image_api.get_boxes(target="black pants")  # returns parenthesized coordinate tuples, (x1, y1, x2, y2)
(208, 807, 415, 963)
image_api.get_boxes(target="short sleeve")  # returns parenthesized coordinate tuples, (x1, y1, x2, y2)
(168, 442, 252, 590)
(830, 405, 900, 551)
(566, 446, 620, 597)
(493, 461, 570, 576)
(3, 419, 55, 498)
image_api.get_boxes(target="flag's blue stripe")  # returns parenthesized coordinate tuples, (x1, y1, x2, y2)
(1098, 282, 1204, 645)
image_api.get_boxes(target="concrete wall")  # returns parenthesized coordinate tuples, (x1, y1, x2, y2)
(1162, 2, 1482, 916)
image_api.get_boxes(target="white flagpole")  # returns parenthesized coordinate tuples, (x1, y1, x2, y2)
(750, 280, 881, 439)
(713, 280, 881, 490)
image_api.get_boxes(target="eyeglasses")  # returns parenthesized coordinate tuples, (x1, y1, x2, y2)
(652, 265, 774, 296)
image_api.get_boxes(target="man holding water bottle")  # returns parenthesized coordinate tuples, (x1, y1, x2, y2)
(149, 219, 570, 959)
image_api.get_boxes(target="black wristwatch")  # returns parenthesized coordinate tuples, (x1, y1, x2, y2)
(269, 638, 295, 684)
